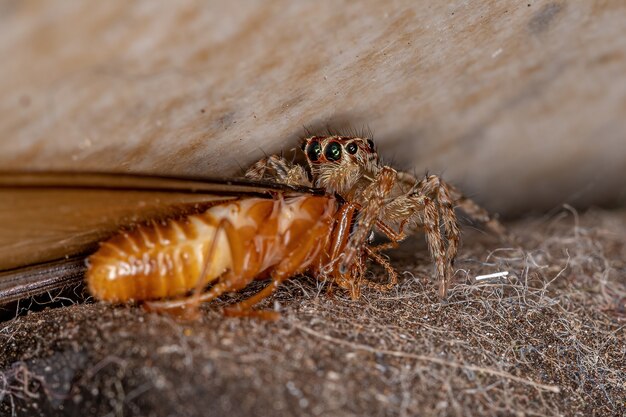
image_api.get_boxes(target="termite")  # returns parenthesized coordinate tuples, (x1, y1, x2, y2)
(87, 193, 388, 319)
(0, 172, 396, 319)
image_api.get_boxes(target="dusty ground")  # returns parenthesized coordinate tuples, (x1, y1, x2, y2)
(0, 208, 624, 417)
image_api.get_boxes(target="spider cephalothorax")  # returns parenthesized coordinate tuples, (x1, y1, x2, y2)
(301, 136, 380, 196)
(246, 135, 504, 298)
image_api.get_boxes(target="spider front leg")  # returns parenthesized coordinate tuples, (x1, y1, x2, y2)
(339, 166, 397, 274)
(245, 154, 311, 187)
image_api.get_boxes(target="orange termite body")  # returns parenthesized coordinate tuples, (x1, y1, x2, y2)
(86, 194, 359, 317)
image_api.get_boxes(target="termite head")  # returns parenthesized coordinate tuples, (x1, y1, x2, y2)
(301, 136, 380, 194)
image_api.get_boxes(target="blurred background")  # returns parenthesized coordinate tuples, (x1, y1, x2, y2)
(0, 0, 624, 217)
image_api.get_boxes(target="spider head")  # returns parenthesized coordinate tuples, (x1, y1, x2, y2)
(301, 136, 379, 194)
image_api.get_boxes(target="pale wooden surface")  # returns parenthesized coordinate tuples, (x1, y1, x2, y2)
(0, 0, 624, 215)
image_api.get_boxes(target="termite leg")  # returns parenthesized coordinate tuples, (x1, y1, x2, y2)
(321, 202, 362, 299)
(185, 219, 229, 316)
(325, 281, 336, 297)
(222, 276, 285, 320)
(143, 280, 233, 319)
(144, 219, 233, 318)
(224, 214, 331, 319)
(332, 256, 363, 300)
(350, 251, 367, 299)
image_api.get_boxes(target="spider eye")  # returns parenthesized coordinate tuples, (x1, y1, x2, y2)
(306, 141, 322, 162)
(346, 142, 358, 155)
(324, 142, 342, 161)
(366, 139, 375, 150)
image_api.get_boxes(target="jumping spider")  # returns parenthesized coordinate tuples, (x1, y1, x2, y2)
(246, 136, 505, 299)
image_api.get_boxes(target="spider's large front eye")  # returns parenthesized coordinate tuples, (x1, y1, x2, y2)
(346, 142, 358, 155)
(325, 142, 342, 161)
(306, 141, 322, 162)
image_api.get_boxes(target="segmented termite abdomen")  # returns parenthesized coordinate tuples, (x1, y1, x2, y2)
(86, 195, 343, 308)
(87, 214, 232, 302)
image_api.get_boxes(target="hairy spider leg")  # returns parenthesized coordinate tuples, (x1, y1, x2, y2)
(413, 175, 461, 291)
(339, 166, 397, 275)
(362, 246, 398, 292)
(397, 171, 505, 237)
(245, 154, 311, 187)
